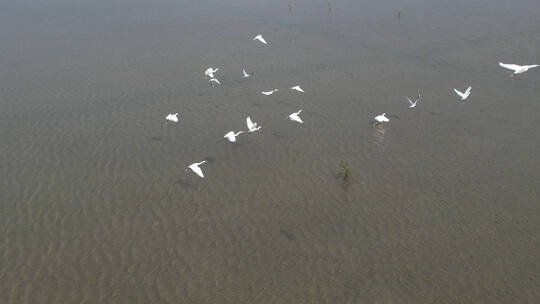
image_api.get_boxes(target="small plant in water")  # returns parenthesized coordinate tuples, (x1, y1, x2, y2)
(337, 160, 351, 183)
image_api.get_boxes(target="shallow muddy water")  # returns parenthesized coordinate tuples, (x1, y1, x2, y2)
(1, 0, 539, 303)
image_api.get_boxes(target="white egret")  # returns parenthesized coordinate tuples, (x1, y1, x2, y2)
(166, 113, 179, 123)
(454, 86, 471, 101)
(290, 85, 304, 93)
(242, 68, 251, 78)
(406, 95, 420, 108)
(374, 113, 389, 123)
(188, 161, 206, 178)
(288, 110, 303, 123)
(224, 131, 244, 142)
(204, 67, 219, 78)
(499, 62, 538, 76)
(246, 117, 261, 132)
(262, 89, 279, 96)
(253, 34, 267, 45)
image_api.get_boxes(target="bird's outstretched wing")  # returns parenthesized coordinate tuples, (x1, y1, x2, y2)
(189, 165, 204, 178)
(454, 89, 464, 99)
(464, 86, 471, 95)
(246, 117, 253, 129)
(253, 35, 267, 44)
(524, 64, 539, 69)
(499, 62, 521, 72)
(406, 97, 413, 106)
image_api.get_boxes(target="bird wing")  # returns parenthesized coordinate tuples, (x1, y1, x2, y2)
(290, 114, 303, 123)
(464, 86, 471, 95)
(454, 89, 464, 98)
(499, 62, 521, 71)
(189, 165, 204, 178)
(246, 117, 254, 129)
(254, 35, 266, 43)
(406, 97, 413, 105)
(524, 65, 539, 69)
(243, 69, 249, 77)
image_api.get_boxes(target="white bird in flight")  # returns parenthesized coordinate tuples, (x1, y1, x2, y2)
(374, 113, 389, 123)
(224, 131, 244, 142)
(188, 161, 206, 178)
(242, 68, 252, 78)
(499, 62, 538, 76)
(290, 85, 304, 93)
(454, 86, 471, 101)
(209, 78, 221, 86)
(253, 34, 267, 45)
(246, 117, 261, 132)
(288, 110, 303, 123)
(204, 67, 219, 78)
(406, 95, 420, 108)
(262, 89, 279, 96)
(165, 113, 179, 123)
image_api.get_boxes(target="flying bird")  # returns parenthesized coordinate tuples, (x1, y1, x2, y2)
(246, 117, 261, 132)
(262, 89, 279, 96)
(204, 67, 219, 78)
(165, 113, 179, 123)
(209, 78, 221, 86)
(288, 110, 303, 123)
(242, 68, 252, 78)
(454, 86, 471, 101)
(499, 62, 538, 76)
(406, 95, 420, 108)
(290, 85, 304, 93)
(253, 34, 267, 45)
(374, 113, 389, 123)
(224, 131, 244, 142)
(188, 161, 206, 178)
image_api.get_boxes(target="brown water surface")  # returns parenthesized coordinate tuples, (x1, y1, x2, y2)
(1, 0, 539, 303)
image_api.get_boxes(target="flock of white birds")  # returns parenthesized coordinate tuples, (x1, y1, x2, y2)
(163, 33, 537, 179)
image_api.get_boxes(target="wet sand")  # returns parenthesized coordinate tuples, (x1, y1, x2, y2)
(1, 0, 539, 303)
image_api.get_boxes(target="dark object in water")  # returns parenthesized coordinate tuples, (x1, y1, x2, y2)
(280, 229, 296, 241)
(272, 132, 287, 140)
